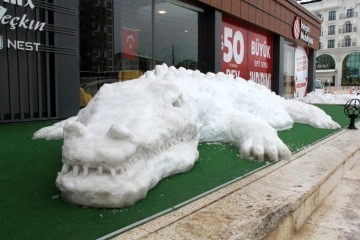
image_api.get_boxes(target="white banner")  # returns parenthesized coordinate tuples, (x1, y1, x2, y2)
(294, 46, 308, 98)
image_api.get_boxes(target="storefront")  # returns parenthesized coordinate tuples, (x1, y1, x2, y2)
(0, 0, 79, 123)
(216, 1, 320, 99)
(0, 0, 321, 123)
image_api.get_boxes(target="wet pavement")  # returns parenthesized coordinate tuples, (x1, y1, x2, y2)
(293, 156, 360, 240)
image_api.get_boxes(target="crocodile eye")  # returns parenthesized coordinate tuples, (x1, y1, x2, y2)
(107, 124, 133, 140)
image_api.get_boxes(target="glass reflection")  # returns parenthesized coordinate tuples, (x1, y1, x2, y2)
(114, 0, 153, 74)
(342, 52, 360, 86)
(154, 0, 198, 69)
(283, 43, 295, 99)
(79, 0, 199, 100)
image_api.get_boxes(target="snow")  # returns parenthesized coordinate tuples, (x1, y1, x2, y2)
(297, 91, 360, 105)
(33, 64, 341, 208)
(33, 116, 76, 140)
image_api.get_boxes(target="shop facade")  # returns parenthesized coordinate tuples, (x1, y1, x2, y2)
(0, 0, 79, 123)
(0, 0, 321, 123)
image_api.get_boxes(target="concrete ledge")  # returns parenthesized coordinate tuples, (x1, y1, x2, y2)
(111, 125, 360, 240)
(292, 155, 360, 239)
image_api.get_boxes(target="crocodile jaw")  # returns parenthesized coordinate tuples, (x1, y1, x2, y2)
(55, 118, 199, 208)
(56, 140, 199, 208)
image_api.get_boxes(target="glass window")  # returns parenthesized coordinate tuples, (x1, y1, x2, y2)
(114, 0, 153, 79)
(327, 39, 335, 48)
(328, 25, 335, 35)
(283, 43, 295, 99)
(347, 8, 354, 18)
(316, 54, 335, 69)
(79, 0, 200, 97)
(154, 0, 198, 69)
(345, 36, 351, 47)
(79, 0, 123, 96)
(342, 52, 360, 86)
(328, 11, 336, 21)
(345, 22, 352, 33)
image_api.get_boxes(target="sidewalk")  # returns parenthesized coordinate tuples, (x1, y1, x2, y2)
(293, 155, 360, 240)
(109, 124, 360, 240)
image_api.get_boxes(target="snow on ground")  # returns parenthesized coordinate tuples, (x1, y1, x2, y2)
(297, 91, 360, 105)
(32, 65, 342, 208)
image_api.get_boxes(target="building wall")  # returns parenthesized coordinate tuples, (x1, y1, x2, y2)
(0, 0, 79, 123)
(198, 0, 322, 50)
(303, 0, 360, 86)
(0, 0, 322, 123)
(196, 0, 320, 96)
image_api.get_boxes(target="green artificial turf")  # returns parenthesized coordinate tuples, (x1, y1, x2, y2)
(279, 104, 350, 152)
(0, 104, 353, 240)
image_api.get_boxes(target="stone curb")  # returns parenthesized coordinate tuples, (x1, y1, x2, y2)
(109, 124, 360, 240)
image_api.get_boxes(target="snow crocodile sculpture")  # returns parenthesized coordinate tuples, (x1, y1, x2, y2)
(33, 64, 340, 208)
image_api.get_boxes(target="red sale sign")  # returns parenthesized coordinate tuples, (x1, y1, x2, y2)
(221, 18, 273, 89)
(221, 20, 248, 79)
(248, 31, 273, 89)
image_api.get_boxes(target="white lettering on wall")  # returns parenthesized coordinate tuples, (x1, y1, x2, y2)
(251, 41, 271, 58)
(7, 39, 40, 51)
(249, 71, 271, 89)
(0, 6, 45, 31)
(300, 30, 314, 45)
(3, 0, 35, 9)
(226, 69, 241, 78)
(0, 0, 44, 52)
(223, 26, 245, 64)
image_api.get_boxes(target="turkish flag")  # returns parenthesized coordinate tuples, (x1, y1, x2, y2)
(122, 28, 138, 59)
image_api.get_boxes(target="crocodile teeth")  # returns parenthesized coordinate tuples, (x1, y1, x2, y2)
(61, 164, 70, 174)
(73, 165, 79, 176)
(97, 166, 103, 175)
(110, 168, 116, 177)
(83, 166, 89, 177)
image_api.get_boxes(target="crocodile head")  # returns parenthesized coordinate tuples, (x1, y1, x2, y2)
(56, 75, 199, 208)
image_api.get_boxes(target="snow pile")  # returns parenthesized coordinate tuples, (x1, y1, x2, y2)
(33, 64, 340, 208)
(298, 92, 360, 105)
(33, 116, 76, 140)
